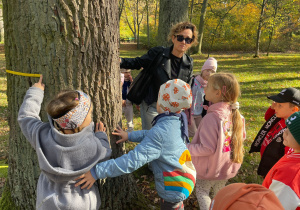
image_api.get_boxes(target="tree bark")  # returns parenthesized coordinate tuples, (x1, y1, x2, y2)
(2, 0, 143, 209)
(157, 0, 189, 47)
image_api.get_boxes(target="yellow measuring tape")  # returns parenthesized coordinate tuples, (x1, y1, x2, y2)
(6, 70, 41, 77)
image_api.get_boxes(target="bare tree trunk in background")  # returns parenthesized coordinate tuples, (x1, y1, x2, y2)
(124, 0, 139, 43)
(155, 0, 159, 29)
(267, 0, 279, 56)
(254, 0, 268, 58)
(146, 0, 150, 47)
(157, 0, 189, 47)
(190, 0, 194, 22)
(119, 0, 125, 20)
(1, 0, 144, 209)
(190, 0, 208, 54)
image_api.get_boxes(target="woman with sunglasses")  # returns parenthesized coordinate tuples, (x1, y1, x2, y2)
(120, 21, 198, 130)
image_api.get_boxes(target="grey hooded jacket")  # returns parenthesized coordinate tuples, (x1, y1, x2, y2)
(18, 87, 112, 210)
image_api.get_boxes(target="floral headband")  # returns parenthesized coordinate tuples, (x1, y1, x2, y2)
(53, 91, 91, 129)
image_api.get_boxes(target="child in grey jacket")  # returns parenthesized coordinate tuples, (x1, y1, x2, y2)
(76, 79, 196, 210)
(18, 75, 112, 210)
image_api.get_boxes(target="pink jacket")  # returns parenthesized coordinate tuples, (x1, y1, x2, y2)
(187, 102, 246, 180)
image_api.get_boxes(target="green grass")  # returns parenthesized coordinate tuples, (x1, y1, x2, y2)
(0, 161, 8, 178)
(120, 50, 300, 184)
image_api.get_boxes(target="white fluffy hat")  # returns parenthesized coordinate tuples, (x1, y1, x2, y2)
(157, 79, 192, 113)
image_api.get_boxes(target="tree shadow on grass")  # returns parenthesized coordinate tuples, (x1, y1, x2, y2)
(240, 77, 300, 92)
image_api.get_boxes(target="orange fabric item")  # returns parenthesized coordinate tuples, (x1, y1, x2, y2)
(210, 183, 284, 210)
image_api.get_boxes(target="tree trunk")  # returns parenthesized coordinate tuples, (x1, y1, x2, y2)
(119, 0, 125, 20)
(146, 0, 150, 48)
(254, 0, 268, 58)
(190, 0, 194, 22)
(137, 0, 140, 49)
(157, 0, 189, 47)
(267, 0, 279, 56)
(154, 0, 158, 29)
(190, 0, 208, 54)
(1, 0, 144, 209)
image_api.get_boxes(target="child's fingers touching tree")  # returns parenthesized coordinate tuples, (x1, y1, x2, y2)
(33, 75, 45, 91)
(112, 125, 128, 144)
(95, 122, 106, 132)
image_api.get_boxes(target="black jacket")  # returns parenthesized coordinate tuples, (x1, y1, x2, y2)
(120, 46, 193, 105)
(249, 115, 286, 177)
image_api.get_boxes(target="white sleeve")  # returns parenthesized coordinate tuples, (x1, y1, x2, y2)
(269, 180, 300, 209)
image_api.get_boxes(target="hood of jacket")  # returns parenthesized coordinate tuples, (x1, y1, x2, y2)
(35, 116, 110, 182)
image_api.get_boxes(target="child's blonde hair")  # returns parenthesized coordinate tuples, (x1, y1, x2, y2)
(208, 73, 244, 163)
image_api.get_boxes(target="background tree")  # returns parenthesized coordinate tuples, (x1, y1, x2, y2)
(266, 0, 279, 56)
(157, 0, 189, 46)
(122, 0, 146, 48)
(118, 0, 300, 52)
(206, 0, 240, 56)
(119, 0, 125, 19)
(1, 0, 145, 209)
(254, 0, 268, 57)
(190, 0, 209, 54)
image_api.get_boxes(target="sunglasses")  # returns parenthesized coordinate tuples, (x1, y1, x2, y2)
(175, 35, 193, 44)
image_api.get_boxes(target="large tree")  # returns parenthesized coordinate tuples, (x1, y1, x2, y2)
(157, 0, 189, 46)
(1, 0, 145, 209)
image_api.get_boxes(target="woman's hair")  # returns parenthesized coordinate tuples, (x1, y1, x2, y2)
(208, 73, 244, 163)
(46, 90, 79, 119)
(168, 21, 199, 46)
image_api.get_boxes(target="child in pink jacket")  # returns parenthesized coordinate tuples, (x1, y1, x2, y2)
(187, 73, 246, 210)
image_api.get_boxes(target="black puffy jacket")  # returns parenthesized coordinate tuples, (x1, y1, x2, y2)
(120, 46, 193, 105)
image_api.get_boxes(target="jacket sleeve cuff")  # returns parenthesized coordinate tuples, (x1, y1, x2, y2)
(90, 166, 98, 180)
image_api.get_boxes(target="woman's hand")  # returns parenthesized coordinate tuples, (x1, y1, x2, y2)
(32, 75, 45, 91)
(95, 121, 106, 132)
(74, 171, 96, 190)
(112, 125, 128, 144)
(122, 100, 126, 107)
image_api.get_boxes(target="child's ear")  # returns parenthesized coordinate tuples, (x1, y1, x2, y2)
(294, 106, 299, 112)
(216, 89, 222, 97)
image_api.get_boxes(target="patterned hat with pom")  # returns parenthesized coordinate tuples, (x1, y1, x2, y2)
(157, 79, 192, 113)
